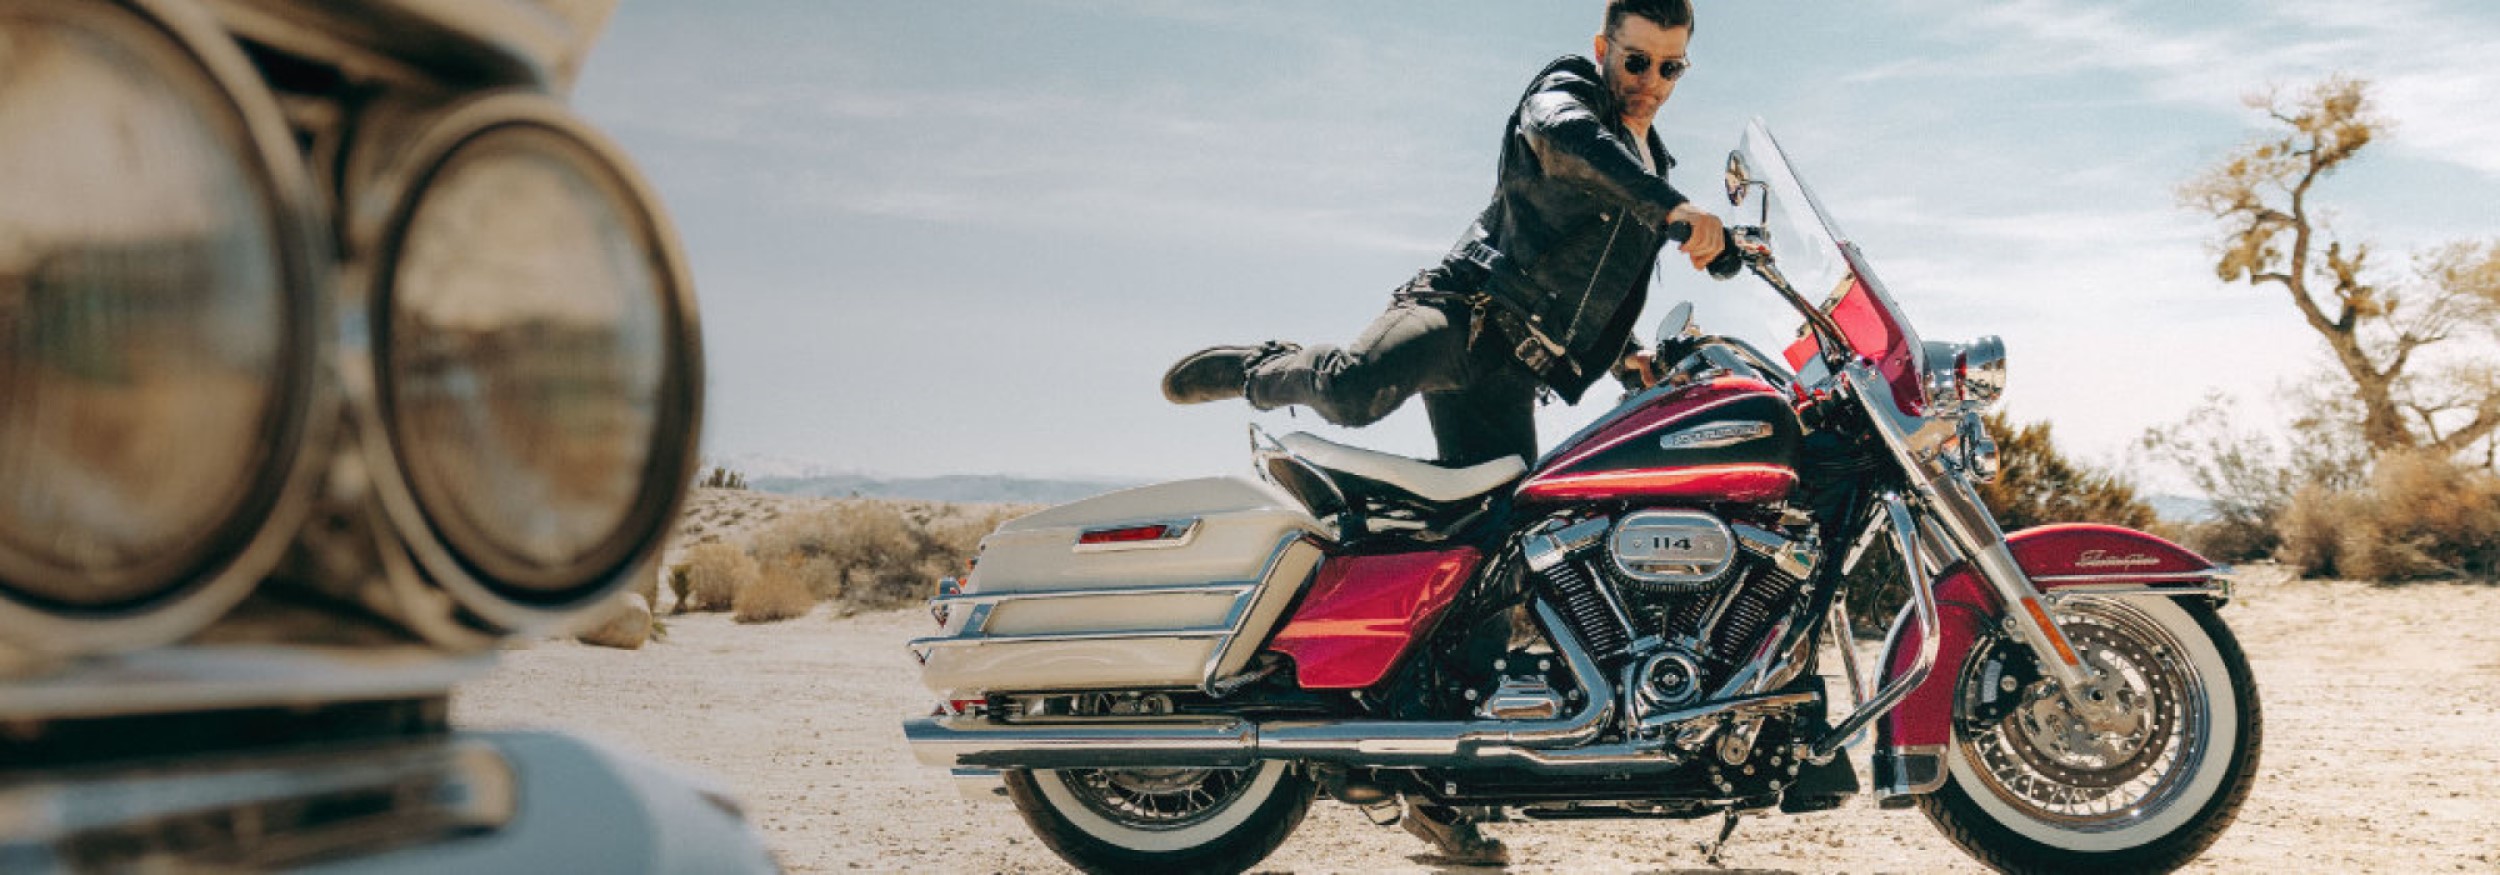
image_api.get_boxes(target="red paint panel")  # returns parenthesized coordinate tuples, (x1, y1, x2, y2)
(1780, 275, 1925, 416)
(1875, 525, 2222, 750)
(1265, 548, 1482, 690)
(1517, 465, 1798, 504)
(1533, 377, 1781, 478)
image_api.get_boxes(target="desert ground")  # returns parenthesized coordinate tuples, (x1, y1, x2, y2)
(455, 491, 2500, 873)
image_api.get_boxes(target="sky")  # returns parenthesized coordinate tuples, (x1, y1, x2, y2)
(569, 0, 2500, 489)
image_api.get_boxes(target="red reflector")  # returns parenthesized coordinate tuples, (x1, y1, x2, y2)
(946, 699, 985, 715)
(1078, 524, 1172, 545)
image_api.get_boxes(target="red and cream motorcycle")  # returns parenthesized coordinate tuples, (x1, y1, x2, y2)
(903, 121, 2258, 873)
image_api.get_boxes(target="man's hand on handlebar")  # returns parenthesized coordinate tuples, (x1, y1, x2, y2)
(1669, 204, 1726, 271)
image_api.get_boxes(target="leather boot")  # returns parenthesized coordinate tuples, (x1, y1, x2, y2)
(1400, 802, 1509, 866)
(1160, 342, 1297, 405)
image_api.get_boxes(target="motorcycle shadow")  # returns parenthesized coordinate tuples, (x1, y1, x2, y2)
(1394, 856, 1794, 875)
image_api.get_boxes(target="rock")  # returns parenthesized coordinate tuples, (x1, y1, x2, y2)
(577, 593, 654, 650)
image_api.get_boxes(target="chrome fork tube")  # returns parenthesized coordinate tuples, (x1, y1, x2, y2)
(1911, 474, 2107, 719)
(1812, 496, 1937, 759)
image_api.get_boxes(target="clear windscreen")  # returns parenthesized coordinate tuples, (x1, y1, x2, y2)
(1739, 120, 1927, 412)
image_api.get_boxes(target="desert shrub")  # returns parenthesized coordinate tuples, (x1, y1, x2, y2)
(1843, 412, 2158, 624)
(681, 542, 758, 613)
(700, 465, 749, 490)
(665, 563, 693, 613)
(734, 559, 816, 623)
(2140, 390, 2371, 561)
(2276, 450, 2500, 580)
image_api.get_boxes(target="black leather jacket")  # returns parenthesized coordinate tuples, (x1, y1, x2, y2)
(1420, 55, 1692, 404)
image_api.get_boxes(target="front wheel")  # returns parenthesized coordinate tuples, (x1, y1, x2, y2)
(1005, 760, 1313, 875)
(1921, 596, 2260, 873)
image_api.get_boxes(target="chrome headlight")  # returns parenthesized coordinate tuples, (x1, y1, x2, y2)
(355, 94, 698, 631)
(1921, 336, 2008, 412)
(0, 0, 330, 655)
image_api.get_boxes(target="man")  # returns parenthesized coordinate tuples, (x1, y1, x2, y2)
(1161, 0, 1727, 476)
(1161, 0, 1724, 863)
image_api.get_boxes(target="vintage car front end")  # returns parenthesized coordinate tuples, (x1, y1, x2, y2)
(0, 0, 769, 869)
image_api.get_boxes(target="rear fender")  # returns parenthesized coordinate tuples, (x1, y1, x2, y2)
(1868, 524, 2229, 802)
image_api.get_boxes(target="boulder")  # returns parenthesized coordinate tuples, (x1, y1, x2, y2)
(576, 593, 654, 650)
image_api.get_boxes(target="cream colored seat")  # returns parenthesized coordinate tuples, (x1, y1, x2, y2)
(1275, 432, 1528, 505)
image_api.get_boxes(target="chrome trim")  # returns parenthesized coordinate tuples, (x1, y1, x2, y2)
(950, 768, 1010, 803)
(1636, 690, 1819, 733)
(0, 646, 488, 722)
(906, 600, 1628, 773)
(2039, 581, 2230, 599)
(1871, 744, 1950, 803)
(1826, 601, 1870, 751)
(1812, 497, 1940, 759)
(0, 739, 516, 868)
(0, 0, 338, 661)
(906, 533, 1309, 695)
(1733, 523, 1817, 580)
(1071, 518, 1204, 553)
(335, 91, 701, 639)
(1658, 420, 1775, 450)
(1198, 534, 1320, 695)
(911, 625, 1236, 650)
(2030, 570, 2229, 586)
(927, 580, 1256, 606)
(208, 0, 615, 91)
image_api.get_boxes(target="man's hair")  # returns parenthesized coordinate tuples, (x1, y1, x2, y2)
(1605, 0, 1694, 34)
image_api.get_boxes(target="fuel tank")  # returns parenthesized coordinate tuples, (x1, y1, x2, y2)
(1518, 377, 1801, 505)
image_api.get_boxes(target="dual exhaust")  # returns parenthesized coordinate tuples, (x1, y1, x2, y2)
(905, 602, 1817, 775)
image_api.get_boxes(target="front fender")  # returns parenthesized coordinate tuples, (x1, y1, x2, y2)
(1867, 524, 2228, 803)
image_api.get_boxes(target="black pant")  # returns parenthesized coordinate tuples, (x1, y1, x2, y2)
(1243, 297, 1542, 468)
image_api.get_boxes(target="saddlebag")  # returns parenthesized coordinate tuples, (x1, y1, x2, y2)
(911, 477, 1329, 697)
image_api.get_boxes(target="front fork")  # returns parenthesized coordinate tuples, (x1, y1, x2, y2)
(1835, 362, 2126, 734)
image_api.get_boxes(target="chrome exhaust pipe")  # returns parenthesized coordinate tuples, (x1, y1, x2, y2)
(907, 601, 1631, 772)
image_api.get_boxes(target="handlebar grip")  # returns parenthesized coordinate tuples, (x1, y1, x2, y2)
(1706, 229, 1743, 279)
(1663, 220, 1692, 245)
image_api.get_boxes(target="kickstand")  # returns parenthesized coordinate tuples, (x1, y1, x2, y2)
(1697, 809, 1742, 867)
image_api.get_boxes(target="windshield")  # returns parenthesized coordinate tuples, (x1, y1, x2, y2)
(1737, 120, 1928, 415)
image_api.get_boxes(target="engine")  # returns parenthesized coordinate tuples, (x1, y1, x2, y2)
(1522, 510, 1821, 714)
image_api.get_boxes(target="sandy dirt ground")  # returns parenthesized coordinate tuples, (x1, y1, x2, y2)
(455, 556, 2500, 873)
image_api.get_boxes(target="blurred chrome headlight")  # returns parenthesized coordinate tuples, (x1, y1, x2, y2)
(354, 94, 698, 631)
(1921, 336, 2007, 412)
(0, 0, 330, 655)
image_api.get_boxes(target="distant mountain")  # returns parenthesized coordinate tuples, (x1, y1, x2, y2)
(748, 473, 1145, 506)
(2147, 494, 2216, 524)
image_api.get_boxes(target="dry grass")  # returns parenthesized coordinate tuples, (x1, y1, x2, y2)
(2277, 450, 2500, 580)
(733, 560, 815, 623)
(681, 542, 759, 613)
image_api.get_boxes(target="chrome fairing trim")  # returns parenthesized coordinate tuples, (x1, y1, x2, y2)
(0, 738, 515, 869)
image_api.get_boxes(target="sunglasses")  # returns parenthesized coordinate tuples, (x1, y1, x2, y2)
(1621, 52, 1690, 82)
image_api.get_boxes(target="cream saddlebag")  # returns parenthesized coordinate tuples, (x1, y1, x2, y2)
(912, 477, 1328, 699)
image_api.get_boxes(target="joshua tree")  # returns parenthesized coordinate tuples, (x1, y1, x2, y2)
(2183, 76, 2500, 457)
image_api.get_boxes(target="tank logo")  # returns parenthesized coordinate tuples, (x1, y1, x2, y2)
(2075, 550, 2162, 569)
(1660, 421, 1774, 450)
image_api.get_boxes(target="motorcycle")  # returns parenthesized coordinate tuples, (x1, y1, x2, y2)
(902, 120, 2259, 874)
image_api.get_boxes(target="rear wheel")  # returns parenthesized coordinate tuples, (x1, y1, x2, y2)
(1005, 760, 1313, 875)
(1921, 597, 2260, 873)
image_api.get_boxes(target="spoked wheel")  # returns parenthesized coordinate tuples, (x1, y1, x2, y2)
(1922, 597, 2261, 873)
(1005, 760, 1312, 875)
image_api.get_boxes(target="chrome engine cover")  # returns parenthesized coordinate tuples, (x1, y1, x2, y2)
(1609, 510, 1737, 590)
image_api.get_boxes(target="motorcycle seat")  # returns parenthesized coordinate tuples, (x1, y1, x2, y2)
(1276, 432, 1526, 505)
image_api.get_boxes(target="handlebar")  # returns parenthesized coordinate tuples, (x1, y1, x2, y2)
(1662, 221, 1746, 280)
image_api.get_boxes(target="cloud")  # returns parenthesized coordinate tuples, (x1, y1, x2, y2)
(1887, 0, 2500, 180)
